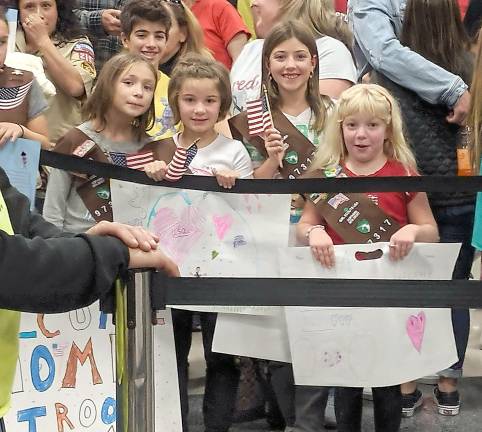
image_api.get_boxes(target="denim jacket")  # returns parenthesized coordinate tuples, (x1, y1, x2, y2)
(347, 0, 468, 107)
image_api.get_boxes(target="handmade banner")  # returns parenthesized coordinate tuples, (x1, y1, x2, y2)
(213, 242, 461, 386)
(5, 305, 182, 432)
(111, 180, 291, 314)
(280, 243, 461, 387)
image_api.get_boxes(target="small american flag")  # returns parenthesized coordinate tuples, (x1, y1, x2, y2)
(109, 151, 154, 170)
(0, 81, 33, 110)
(165, 143, 198, 181)
(246, 94, 272, 136)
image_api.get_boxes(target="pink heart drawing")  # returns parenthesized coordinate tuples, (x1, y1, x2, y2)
(212, 214, 233, 240)
(406, 311, 426, 353)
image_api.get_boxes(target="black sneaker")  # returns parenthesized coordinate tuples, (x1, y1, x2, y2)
(402, 389, 423, 417)
(433, 387, 460, 416)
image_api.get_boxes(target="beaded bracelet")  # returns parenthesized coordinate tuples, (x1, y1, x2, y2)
(305, 224, 325, 239)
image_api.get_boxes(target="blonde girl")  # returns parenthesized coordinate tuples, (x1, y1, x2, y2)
(159, 0, 212, 76)
(297, 84, 438, 432)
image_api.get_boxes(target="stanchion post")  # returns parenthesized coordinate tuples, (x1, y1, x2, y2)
(117, 270, 155, 432)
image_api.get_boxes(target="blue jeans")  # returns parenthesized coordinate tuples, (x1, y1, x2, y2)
(172, 309, 240, 432)
(432, 204, 475, 378)
(0, 417, 6, 432)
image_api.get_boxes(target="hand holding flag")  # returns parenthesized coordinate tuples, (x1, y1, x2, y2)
(164, 138, 200, 182)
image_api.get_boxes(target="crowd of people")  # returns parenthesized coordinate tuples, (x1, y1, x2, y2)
(0, 0, 482, 431)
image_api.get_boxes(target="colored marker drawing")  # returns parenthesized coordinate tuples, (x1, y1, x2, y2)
(146, 191, 259, 276)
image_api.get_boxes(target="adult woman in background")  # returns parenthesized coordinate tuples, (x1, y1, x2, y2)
(230, 0, 356, 114)
(15, 0, 96, 142)
(374, 0, 476, 418)
(159, 0, 211, 76)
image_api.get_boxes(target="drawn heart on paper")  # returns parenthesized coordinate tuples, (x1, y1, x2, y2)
(406, 311, 426, 353)
(212, 214, 233, 240)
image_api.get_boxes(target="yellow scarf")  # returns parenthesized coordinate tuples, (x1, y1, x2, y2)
(0, 190, 21, 418)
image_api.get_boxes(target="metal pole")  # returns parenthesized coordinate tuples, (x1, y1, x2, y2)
(117, 270, 155, 432)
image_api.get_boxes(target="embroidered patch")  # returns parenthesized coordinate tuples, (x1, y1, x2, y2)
(327, 193, 349, 209)
(80, 61, 96, 78)
(73, 42, 95, 63)
(73, 140, 95, 157)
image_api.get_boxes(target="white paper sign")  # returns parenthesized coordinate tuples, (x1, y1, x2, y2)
(5, 306, 182, 432)
(213, 311, 292, 363)
(111, 181, 291, 314)
(280, 243, 460, 387)
(5, 305, 118, 432)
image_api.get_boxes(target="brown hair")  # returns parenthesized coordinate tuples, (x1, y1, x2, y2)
(469, 30, 482, 171)
(168, 53, 231, 124)
(83, 53, 157, 141)
(278, 0, 352, 52)
(401, 0, 470, 78)
(262, 20, 332, 135)
(163, 0, 212, 60)
(120, 0, 171, 37)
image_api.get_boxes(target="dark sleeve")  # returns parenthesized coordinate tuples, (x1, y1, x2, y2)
(0, 231, 129, 313)
(464, 0, 482, 40)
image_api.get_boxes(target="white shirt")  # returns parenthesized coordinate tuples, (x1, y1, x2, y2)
(230, 36, 357, 115)
(173, 133, 254, 178)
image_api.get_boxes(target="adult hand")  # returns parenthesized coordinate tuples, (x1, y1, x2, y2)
(144, 160, 168, 182)
(446, 90, 470, 125)
(86, 221, 159, 251)
(101, 9, 121, 36)
(214, 168, 238, 189)
(128, 248, 180, 277)
(0, 122, 23, 146)
(388, 224, 418, 261)
(22, 13, 50, 51)
(309, 227, 335, 268)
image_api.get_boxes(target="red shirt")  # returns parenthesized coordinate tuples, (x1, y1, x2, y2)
(335, 0, 347, 13)
(191, 0, 251, 69)
(325, 160, 418, 245)
(458, 0, 469, 17)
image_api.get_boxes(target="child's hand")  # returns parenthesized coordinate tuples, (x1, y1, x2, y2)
(144, 160, 168, 182)
(388, 224, 419, 261)
(0, 122, 23, 147)
(264, 128, 287, 163)
(309, 227, 335, 268)
(214, 169, 238, 189)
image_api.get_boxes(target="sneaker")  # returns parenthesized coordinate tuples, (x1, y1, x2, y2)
(402, 389, 423, 417)
(433, 387, 460, 416)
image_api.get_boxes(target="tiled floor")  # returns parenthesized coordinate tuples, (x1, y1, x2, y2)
(187, 378, 482, 431)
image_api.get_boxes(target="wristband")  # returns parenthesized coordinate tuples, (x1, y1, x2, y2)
(305, 224, 325, 239)
(18, 124, 25, 138)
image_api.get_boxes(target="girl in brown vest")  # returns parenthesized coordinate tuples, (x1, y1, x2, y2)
(0, 8, 50, 149)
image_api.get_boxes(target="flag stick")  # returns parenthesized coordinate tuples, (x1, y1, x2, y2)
(263, 84, 283, 169)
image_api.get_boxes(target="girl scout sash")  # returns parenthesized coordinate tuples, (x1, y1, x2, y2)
(54, 129, 178, 222)
(229, 108, 316, 179)
(305, 168, 401, 244)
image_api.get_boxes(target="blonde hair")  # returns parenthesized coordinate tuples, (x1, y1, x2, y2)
(83, 53, 157, 141)
(310, 84, 417, 171)
(168, 53, 231, 124)
(262, 21, 332, 135)
(278, 0, 352, 51)
(164, 1, 212, 60)
(469, 30, 482, 172)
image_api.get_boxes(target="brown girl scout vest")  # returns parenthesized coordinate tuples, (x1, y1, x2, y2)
(0, 66, 34, 125)
(53, 129, 178, 222)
